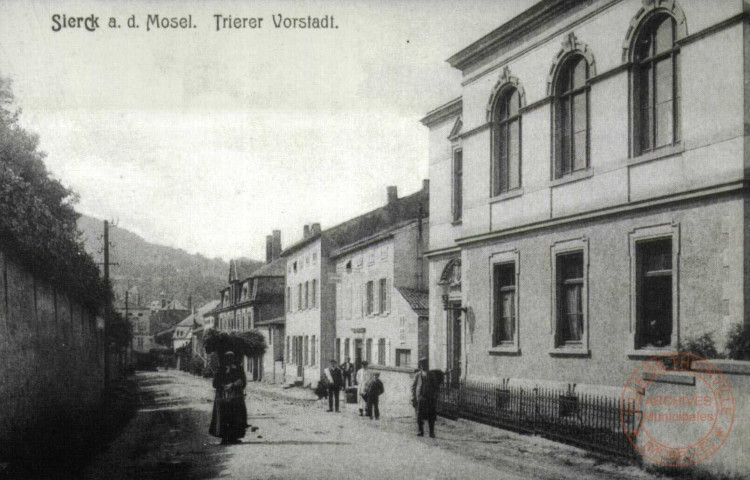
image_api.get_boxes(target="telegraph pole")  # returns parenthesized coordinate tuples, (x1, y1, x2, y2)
(103, 220, 110, 389)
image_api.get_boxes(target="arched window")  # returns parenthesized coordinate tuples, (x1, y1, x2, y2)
(554, 55, 589, 178)
(492, 87, 521, 196)
(633, 14, 680, 155)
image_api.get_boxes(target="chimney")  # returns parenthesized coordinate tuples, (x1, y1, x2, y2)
(311, 223, 321, 236)
(272, 230, 282, 261)
(188, 295, 192, 311)
(303, 224, 311, 239)
(266, 235, 273, 264)
(422, 179, 430, 193)
(387, 186, 398, 204)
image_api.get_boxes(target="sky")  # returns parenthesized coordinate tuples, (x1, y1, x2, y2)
(0, 0, 534, 261)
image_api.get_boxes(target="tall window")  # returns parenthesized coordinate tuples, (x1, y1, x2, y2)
(286, 287, 291, 312)
(311, 279, 317, 308)
(344, 338, 350, 361)
(304, 281, 309, 309)
(304, 335, 309, 365)
(636, 239, 673, 348)
(335, 338, 341, 363)
(365, 281, 374, 315)
(492, 263, 516, 346)
(379, 278, 387, 314)
(298, 284, 302, 311)
(633, 14, 680, 155)
(311, 335, 316, 365)
(453, 149, 463, 221)
(366, 338, 372, 363)
(554, 55, 589, 177)
(556, 252, 584, 346)
(377, 339, 386, 365)
(492, 87, 521, 195)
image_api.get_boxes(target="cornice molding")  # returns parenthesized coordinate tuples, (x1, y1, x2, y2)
(455, 181, 746, 249)
(420, 97, 462, 127)
(448, 0, 584, 72)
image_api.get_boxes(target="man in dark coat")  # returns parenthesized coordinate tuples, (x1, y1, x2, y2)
(324, 359, 344, 412)
(411, 358, 440, 438)
(340, 357, 354, 388)
(209, 351, 248, 444)
(365, 372, 384, 420)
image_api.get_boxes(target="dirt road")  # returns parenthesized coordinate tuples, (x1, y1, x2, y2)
(80, 371, 661, 480)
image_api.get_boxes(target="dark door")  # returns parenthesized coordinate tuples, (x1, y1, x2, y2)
(447, 305, 462, 387)
(353, 339, 363, 383)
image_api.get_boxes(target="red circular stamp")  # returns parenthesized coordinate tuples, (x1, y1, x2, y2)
(620, 352, 735, 467)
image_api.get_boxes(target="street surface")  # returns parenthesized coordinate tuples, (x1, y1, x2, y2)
(81, 371, 662, 480)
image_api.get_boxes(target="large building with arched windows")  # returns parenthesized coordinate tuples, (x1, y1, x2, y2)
(422, 0, 748, 390)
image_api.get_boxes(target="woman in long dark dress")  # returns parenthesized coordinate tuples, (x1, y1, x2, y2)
(209, 351, 248, 444)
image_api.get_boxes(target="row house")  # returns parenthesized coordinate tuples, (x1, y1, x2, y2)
(422, 0, 749, 390)
(167, 299, 220, 369)
(282, 183, 429, 387)
(212, 232, 286, 381)
(331, 217, 429, 372)
(115, 286, 152, 353)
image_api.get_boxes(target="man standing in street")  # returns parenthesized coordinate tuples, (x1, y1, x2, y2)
(340, 356, 354, 388)
(411, 358, 441, 438)
(324, 359, 344, 412)
(365, 372, 384, 420)
(355, 360, 370, 416)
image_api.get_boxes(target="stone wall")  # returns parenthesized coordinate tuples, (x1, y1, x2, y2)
(0, 250, 104, 461)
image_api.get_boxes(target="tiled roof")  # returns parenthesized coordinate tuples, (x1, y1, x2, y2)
(175, 300, 220, 328)
(245, 257, 286, 279)
(229, 259, 264, 282)
(330, 219, 419, 259)
(281, 185, 428, 257)
(396, 287, 429, 315)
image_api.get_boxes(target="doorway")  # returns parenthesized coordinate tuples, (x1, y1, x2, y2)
(446, 304, 462, 387)
(354, 339, 363, 383)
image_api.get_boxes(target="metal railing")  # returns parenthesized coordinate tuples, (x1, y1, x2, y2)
(437, 381, 640, 459)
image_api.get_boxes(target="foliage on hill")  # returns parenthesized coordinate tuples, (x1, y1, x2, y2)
(0, 76, 110, 312)
(77, 215, 262, 308)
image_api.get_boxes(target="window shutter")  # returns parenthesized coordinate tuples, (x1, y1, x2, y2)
(374, 281, 381, 315)
(361, 282, 365, 318)
(386, 278, 391, 313)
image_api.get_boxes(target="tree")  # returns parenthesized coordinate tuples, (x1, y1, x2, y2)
(0, 74, 110, 312)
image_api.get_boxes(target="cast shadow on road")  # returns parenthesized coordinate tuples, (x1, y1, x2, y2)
(230, 440, 351, 446)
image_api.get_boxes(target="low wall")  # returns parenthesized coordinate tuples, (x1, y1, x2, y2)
(635, 359, 750, 478)
(368, 364, 417, 417)
(0, 251, 105, 464)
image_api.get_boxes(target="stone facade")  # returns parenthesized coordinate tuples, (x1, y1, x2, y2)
(283, 184, 429, 388)
(332, 220, 428, 371)
(423, 0, 750, 389)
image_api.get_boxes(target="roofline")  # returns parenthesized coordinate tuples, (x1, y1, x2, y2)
(280, 233, 322, 258)
(446, 0, 581, 72)
(420, 97, 462, 127)
(329, 218, 423, 260)
(282, 184, 427, 257)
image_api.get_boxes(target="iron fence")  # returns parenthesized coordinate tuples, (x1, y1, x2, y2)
(437, 381, 641, 459)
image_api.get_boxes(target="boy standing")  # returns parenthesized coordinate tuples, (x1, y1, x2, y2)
(365, 372, 384, 420)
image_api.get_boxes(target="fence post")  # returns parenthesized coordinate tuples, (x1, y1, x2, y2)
(532, 387, 538, 434)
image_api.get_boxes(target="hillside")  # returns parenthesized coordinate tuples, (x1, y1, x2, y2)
(77, 215, 263, 308)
